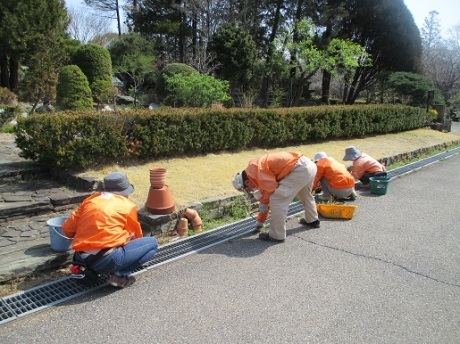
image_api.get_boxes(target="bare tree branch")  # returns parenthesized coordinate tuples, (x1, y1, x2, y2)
(84, 0, 123, 35)
(67, 5, 113, 43)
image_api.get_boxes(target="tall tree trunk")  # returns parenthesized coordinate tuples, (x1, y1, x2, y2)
(177, 1, 185, 63)
(260, 0, 283, 108)
(9, 57, 19, 91)
(291, 75, 305, 106)
(0, 55, 9, 89)
(345, 68, 365, 104)
(192, 15, 197, 61)
(321, 70, 331, 104)
(380, 78, 385, 104)
(287, 0, 306, 107)
(320, 20, 333, 105)
(291, 70, 316, 107)
(342, 77, 349, 104)
(116, 0, 122, 36)
(345, 66, 380, 104)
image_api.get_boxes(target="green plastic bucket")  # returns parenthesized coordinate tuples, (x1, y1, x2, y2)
(369, 176, 390, 195)
(47, 217, 72, 252)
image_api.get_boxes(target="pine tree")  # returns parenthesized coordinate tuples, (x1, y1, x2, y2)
(0, 0, 69, 91)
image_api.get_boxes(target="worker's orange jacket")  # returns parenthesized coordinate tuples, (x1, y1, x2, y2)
(62, 192, 143, 252)
(351, 153, 386, 180)
(314, 157, 355, 189)
(245, 151, 302, 223)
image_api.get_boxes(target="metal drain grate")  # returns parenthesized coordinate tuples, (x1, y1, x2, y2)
(0, 216, 265, 325)
(1, 276, 107, 322)
(1, 147, 458, 325)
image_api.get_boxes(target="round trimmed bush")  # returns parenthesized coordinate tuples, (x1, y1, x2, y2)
(56, 65, 93, 110)
(71, 43, 113, 87)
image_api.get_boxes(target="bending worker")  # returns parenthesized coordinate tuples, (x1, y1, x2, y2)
(343, 146, 386, 187)
(62, 172, 158, 288)
(232, 151, 320, 243)
(313, 152, 357, 201)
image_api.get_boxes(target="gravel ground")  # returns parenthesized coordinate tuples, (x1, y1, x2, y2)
(0, 133, 14, 140)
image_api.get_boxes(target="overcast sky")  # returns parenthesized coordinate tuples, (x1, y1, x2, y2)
(403, 0, 459, 37)
(65, 0, 460, 38)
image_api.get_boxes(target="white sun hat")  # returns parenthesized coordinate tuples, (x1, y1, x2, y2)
(232, 172, 244, 191)
(313, 152, 328, 162)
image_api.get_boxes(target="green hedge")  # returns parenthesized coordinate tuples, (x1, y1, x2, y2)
(15, 105, 426, 169)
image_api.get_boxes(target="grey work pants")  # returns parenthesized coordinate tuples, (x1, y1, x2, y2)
(268, 156, 318, 240)
(319, 179, 355, 199)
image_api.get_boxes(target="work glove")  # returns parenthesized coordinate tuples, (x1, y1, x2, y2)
(252, 189, 262, 201)
(259, 203, 269, 214)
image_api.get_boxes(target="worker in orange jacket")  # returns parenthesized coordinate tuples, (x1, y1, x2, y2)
(232, 151, 319, 243)
(313, 152, 357, 201)
(63, 172, 158, 288)
(343, 146, 386, 187)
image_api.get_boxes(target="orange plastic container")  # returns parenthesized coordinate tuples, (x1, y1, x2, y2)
(316, 203, 357, 220)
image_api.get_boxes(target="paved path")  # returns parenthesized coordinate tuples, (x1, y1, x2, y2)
(1, 142, 459, 343)
(0, 134, 93, 282)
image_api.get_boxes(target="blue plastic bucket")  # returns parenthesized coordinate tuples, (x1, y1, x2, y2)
(47, 217, 72, 252)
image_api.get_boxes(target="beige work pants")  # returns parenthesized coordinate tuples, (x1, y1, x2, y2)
(268, 156, 318, 240)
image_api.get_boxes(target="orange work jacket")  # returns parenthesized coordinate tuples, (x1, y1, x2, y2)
(245, 151, 302, 223)
(314, 157, 355, 189)
(62, 192, 143, 252)
(351, 153, 386, 179)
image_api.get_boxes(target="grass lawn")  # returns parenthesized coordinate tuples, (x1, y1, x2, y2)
(83, 128, 460, 209)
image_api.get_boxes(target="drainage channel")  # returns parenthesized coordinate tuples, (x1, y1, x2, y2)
(385, 146, 460, 179)
(0, 203, 302, 326)
(1, 147, 459, 325)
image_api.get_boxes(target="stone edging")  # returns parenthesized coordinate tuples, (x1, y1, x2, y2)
(377, 140, 460, 166)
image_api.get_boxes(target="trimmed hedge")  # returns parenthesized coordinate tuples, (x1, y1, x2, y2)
(15, 105, 426, 169)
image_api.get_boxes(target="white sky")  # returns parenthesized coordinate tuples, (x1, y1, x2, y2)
(65, 0, 460, 37)
(404, 0, 460, 37)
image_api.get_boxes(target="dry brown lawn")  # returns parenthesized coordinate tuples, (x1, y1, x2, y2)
(83, 128, 460, 209)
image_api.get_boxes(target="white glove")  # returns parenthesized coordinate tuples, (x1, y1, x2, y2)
(252, 189, 262, 201)
(259, 203, 269, 213)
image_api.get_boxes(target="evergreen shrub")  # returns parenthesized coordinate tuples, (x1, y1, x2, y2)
(0, 87, 18, 105)
(15, 111, 127, 168)
(56, 65, 93, 110)
(71, 44, 113, 88)
(15, 105, 426, 169)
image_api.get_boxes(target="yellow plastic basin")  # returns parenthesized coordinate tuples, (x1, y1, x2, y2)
(316, 203, 357, 220)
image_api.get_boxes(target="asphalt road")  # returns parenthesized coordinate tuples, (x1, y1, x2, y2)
(1, 152, 460, 343)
